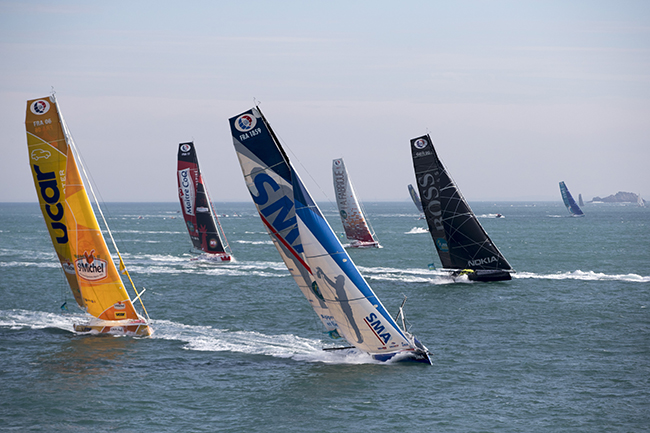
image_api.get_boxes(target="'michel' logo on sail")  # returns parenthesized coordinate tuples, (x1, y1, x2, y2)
(75, 250, 108, 281)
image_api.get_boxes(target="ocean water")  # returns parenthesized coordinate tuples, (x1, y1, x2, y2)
(1, 201, 648, 432)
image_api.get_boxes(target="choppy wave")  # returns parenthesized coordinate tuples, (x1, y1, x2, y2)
(235, 240, 274, 245)
(514, 270, 650, 282)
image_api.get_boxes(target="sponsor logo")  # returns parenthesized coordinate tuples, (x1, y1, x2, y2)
(250, 169, 302, 254)
(468, 256, 498, 267)
(180, 143, 192, 152)
(186, 221, 196, 232)
(364, 312, 392, 344)
(417, 172, 444, 232)
(209, 238, 218, 248)
(196, 206, 209, 213)
(31, 149, 51, 161)
(61, 260, 76, 274)
(340, 210, 347, 219)
(75, 250, 108, 281)
(436, 238, 449, 252)
(33, 164, 68, 244)
(114, 312, 126, 319)
(333, 159, 342, 167)
(178, 168, 195, 216)
(30, 99, 50, 115)
(113, 302, 126, 310)
(413, 138, 428, 149)
(234, 113, 257, 132)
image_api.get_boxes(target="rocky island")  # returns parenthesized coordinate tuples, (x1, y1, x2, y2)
(590, 191, 645, 204)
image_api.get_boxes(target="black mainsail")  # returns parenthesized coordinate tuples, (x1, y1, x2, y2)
(410, 134, 513, 282)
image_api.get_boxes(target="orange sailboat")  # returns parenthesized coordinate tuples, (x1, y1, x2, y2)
(25, 93, 152, 335)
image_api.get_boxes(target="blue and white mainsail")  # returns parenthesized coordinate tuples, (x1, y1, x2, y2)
(559, 181, 585, 216)
(229, 107, 430, 363)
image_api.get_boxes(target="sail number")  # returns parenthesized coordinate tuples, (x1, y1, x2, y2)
(238, 127, 262, 142)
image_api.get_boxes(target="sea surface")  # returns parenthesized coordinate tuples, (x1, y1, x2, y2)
(1, 201, 648, 432)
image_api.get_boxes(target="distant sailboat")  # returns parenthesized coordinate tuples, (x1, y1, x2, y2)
(332, 158, 379, 248)
(230, 106, 431, 364)
(26, 94, 151, 335)
(177, 142, 232, 261)
(578, 193, 584, 207)
(638, 193, 645, 207)
(559, 181, 585, 217)
(408, 184, 425, 219)
(410, 134, 513, 282)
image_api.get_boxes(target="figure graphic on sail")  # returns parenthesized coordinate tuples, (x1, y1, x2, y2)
(315, 267, 363, 344)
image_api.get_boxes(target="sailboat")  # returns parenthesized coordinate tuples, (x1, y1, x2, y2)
(408, 184, 425, 219)
(559, 181, 585, 217)
(332, 158, 379, 248)
(177, 142, 232, 261)
(25, 94, 151, 335)
(410, 134, 514, 282)
(230, 107, 431, 364)
(637, 193, 645, 207)
(578, 193, 585, 207)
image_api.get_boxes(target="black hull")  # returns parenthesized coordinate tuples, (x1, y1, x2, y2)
(452, 269, 512, 282)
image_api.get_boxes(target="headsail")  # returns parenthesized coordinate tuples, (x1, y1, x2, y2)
(332, 158, 379, 248)
(408, 184, 424, 213)
(177, 142, 231, 261)
(26, 94, 151, 335)
(410, 134, 513, 281)
(559, 181, 585, 216)
(230, 107, 430, 363)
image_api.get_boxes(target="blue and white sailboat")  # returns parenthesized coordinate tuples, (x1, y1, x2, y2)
(559, 181, 585, 217)
(229, 107, 431, 364)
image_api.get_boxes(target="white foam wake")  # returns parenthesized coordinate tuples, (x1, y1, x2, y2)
(514, 270, 650, 282)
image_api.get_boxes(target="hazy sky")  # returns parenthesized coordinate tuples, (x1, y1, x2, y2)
(2, 1, 649, 203)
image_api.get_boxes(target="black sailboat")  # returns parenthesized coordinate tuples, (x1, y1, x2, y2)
(410, 134, 513, 282)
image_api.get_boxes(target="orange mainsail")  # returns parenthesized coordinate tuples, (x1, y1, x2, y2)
(26, 95, 144, 324)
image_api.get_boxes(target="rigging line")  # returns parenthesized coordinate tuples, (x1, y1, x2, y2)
(55, 96, 150, 321)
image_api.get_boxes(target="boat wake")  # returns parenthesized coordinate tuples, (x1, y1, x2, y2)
(357, 265, 465, 285)
(152, 319, 379, 364)
(0, 309, 379, 364)
(514, 270, 650, 282)
(405, 227, 428, 234)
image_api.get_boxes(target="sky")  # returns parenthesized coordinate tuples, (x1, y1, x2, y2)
(1, 0, 649, 203)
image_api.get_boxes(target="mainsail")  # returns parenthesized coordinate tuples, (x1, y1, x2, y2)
(230, 107, 430, 363)
(332, 158, 379, 248)
(25, 94, 151, 335)
(559, 181, 585, 216)
(410, 134, 513, 282)
(177, 142, 231, 261)
(408, 184, 424, 213)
